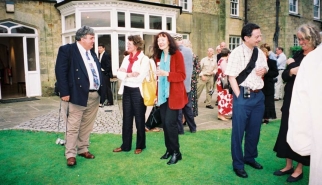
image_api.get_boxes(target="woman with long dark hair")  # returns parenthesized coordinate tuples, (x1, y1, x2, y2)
(153, 32, 188, 165)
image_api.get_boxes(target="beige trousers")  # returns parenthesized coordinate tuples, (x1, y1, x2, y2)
(62, 91, 100, 159)
(196, 75, 213, 106)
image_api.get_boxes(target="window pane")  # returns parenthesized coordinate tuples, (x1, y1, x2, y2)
(27, 38, 36, 71)
(65, 36, 70, 44)
(81, 12, 111, 27)
(65, 14, 75, 30)
(166, 17, 172, 30)
(11, 26, 35, 34)
(118, 34, 126, 67)
(130, 13, 144, 28)
(149, 15, 162, 30)
(0, 27, 7, 33)
(118, 12, 125, 27)
(98, 34, 112, 62)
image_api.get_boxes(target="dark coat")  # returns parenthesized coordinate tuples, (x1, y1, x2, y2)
(55, 43, 105, 107)
(100, 51, 113, 78)
(262, 58, 279, 96)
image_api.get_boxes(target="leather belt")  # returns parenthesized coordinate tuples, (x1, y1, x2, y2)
(89, 90, 97, 92)
(250, 89, 261, 93)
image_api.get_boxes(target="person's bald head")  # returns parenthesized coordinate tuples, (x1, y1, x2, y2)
(220, 42, 226, 49)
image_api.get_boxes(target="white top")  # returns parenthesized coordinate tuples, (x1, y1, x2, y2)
(117, 52, 150, 96)
(276, 52, 287, 70)
(76, 42, 100, 90)
(225, 44, 268, 90)
(287, 45, 322, 185)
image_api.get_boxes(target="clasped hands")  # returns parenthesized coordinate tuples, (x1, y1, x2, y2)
(156, 69, 169, 76)
(119, 68, 140, 77)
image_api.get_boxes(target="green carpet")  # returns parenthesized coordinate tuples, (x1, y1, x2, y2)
(0, 121, 309, 185)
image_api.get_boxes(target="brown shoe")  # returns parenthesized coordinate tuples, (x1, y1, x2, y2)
(113, 147, 122, 152)
(67, 157, 76, 166)
(134, 149, 142, 154)
(78, 151, 95, 159)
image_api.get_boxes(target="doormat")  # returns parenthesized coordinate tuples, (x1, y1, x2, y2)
(0, 97, 40, 104)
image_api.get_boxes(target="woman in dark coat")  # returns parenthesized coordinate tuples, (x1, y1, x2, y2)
(273, 24, 321, 183)
(260, 46, 278, 123)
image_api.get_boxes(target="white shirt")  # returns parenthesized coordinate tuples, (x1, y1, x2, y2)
(276, 52, 287, 70)
(287, 45, 322, 185)
(225, 44, 268, 90)
(76, 42, 100, 90)
(117, 52, 150, 96)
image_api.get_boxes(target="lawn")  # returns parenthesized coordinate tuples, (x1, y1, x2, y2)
(0, 120, 309, 185)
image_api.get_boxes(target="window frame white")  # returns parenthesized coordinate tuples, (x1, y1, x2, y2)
(289, 0, 298, 14)
(229, 36, 242, 50)
(230, 0, 239, 16)
(179, 0, 192, 13)
(314, 0, 320, 19)
(294, 35, 299, 46)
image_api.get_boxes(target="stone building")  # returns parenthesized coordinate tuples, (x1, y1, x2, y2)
(0, 0, 321, 100)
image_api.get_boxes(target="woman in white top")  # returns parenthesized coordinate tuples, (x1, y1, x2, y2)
(113, 35, 150, 154)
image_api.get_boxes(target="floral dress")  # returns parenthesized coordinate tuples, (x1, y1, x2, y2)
(191, 56, 200, 117)
(216, 58, 233, 116)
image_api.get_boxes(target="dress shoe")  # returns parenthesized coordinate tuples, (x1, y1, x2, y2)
(273, 168, 294, 176)
(106, 103, 113, 106)
(274, 98, 279, 101)
(233, 168, 248, 178)
(78, 151, 95, 159)
(160, 151, 171, 159)
(179, 132, 184, 135)
(67, 157, 77, 166)
(190, 130, 196, 133)
(245, 161, 263, 169)
(218, 115, 229, 121)
(113, 147, 123, 152)
(206, 105, 214, 109)
(134, 149, 142, 154)
(286, 173, 303, 182)
(167, 152, 182, 165)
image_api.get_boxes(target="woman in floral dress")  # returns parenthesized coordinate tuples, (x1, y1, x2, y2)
(216, 48, 232, 121)
(190, 55, 200, 117)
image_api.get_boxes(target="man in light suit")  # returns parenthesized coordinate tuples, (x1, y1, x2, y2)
(55, 26, 105, 167)
(98, 43, 113, 106)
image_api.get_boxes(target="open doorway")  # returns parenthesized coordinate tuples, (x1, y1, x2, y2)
(0, 37, 26, 99)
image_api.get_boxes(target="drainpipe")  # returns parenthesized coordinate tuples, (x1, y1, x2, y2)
(244, 0, 248, 25)
(273, 0, 280, 49)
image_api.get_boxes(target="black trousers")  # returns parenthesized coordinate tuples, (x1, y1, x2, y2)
(100, 73, 113, 105)
(177, 92, 197, 133)
(160, 100, 180, 153)
(121, 86, 146, 151)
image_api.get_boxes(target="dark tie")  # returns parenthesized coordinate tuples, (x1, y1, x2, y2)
(86, 51, 99, 89)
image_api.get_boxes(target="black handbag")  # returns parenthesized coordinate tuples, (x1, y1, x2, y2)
(220, 76, 230, 89)
(145, 106, 162, 129)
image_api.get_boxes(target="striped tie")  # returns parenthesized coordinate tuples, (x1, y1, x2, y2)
(86, 51, 99, 89)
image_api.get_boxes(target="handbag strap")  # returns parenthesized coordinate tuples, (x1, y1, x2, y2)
(235, 47, 258, 85)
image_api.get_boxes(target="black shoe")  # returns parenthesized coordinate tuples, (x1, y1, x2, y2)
(233, 168, 248, 178)
(245, 161, 263, 169)
(262, 119, 269, 124)
(273, 168, 294, 176)
(190, 130, 196, 133)
(179, 132, 184, 135)
(209, 90, 214, 95)
(160, 151, 171, 159)
(286, 173, 303, 182)
(206, 105, 214, 109)
(167, 152, 182, 165)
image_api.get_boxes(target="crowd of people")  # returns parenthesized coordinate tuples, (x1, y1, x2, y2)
(55, 23, 321, 184)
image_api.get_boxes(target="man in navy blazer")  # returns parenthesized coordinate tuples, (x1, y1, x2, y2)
(98, 43, 113, 106)
(55, 26, 105, 167)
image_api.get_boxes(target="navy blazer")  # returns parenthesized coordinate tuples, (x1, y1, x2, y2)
(100, 51, 113, 78)
(55, 43, 105, 107)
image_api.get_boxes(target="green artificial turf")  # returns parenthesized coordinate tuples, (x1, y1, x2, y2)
(0, 121, 309, 185)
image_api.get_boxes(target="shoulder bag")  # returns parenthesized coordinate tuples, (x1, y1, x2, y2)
(142, 59, 157, 106)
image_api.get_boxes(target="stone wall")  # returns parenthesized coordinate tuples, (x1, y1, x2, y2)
(247, 0, 322, 56)
(0, 0, 62, 96)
